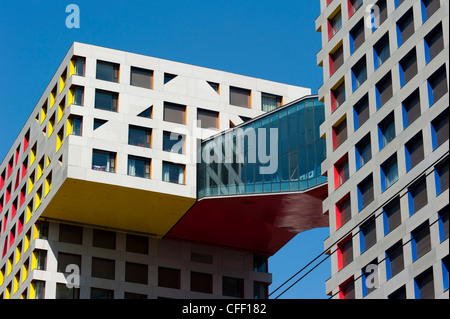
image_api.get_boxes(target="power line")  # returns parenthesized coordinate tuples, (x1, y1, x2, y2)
(269, 151, 449, 299)
(328, 212, 448, 299)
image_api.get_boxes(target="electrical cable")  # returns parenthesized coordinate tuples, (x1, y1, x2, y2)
(269, 151, 449, 299)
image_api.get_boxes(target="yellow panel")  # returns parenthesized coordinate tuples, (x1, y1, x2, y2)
(0, 268, 4, 287)
(22, 263, 28, 282)
(14, 275, 19, 294)
(41, 178, 196, 237)
(29, 282, 35, 299)
(15, 246, 21, 265)
(66, 118, 73, 137)
(70, 60, 75, 78)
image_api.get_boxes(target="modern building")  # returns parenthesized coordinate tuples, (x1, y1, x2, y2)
(0, 42, 328, 299)
(316, 0, 448, 298)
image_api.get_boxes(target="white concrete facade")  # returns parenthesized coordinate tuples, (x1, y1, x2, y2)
(0, 42, 310, 299)
(316, 0, 449, 299)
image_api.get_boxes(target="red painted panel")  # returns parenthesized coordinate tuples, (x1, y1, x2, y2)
(166, 186, 329, 256)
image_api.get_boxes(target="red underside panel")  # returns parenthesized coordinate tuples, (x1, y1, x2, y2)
(165, 185, 329, 256)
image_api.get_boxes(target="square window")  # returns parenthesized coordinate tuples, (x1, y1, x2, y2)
(405, 132, 424, 172)
(91, 257, 115, 280)
(386, 241, 404, 280)
(360, 216, 377, 253)
(388, 286, 407, 299)
(374, 0, 388, 27)
(128, 125, 152, 148)
(442, 256, 449, 292)
(381, 153, 398, 192)
(164, 102, 186, 124)
(334, 154, 349, 189)
(163, 131, 185, 154)
(435, 158, 449, 195)
(71, 56, 85, 77)
(158, 267, 180, 289)
(230, 87, 251, 108)
(126, 234, 148, 254)
(339, 277, 355, 299)
(130, 66, 153, 89)
(92, 229, 116, 250)
(191, 272, 213, 294)
(336, 194, 352, 229)
(338, 236, 353, 270)
(397, 9, 414, 47)
(127, 156, 151, 179)
(68, 115, 82, 137)
(427, 65, 448, 106)
(421, 0, 440, 21)
(357, 174, 374, 212)
(125, 262, 148, 285)
(378, 112, 395, 150)
(328, 9, 342, 40)
(59, 224, 82, 244)
(408, 176, 428, 216)
(333, 117, 347, 150)
(414, 267, 434, 299)
(349, 0, 363, 15)
(198, 108, 219, 129)
(96, 60, 120, 83)
(350, 20, 365, 54)
(331, 80, 346, 112)
(95, 89, 119, 112)
(90, 288, 113, 299)
(162, 162, 185, 185)
(438, 206, 449, 242)
(329, 44, 344, 75)
(383, 197, 401, 235)
(92, 150, 116, 173)
(57, 252, 81, 274)
(254, 282, 269, 299)
(56, 283, 80, 299)
(222, 276, 244, 298)
(376, 72, 393, 109)
(70, 86, 84, 106)
(431, 109, 449, 150)
(402, 89, 421, 129)
(261, 93, 282, 112)
(424, 23, 444, 64)
(351, 56, 367, 91)
(399, 48, 418, 87)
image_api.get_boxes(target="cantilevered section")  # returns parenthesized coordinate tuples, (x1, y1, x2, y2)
(167, 96, 329, 255)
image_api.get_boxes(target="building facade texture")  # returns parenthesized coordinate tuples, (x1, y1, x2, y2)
(0, 43, 327, 299)
(316, 0, 448, 298)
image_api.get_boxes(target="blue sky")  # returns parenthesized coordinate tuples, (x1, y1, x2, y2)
(0, 0, 329, 298)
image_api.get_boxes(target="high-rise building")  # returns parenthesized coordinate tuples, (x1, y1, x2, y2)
(316, 0, 448, 298)
(0, 42, 328, 299)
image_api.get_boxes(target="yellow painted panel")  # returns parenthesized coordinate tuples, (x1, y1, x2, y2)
(41, 178, 196, 237)
(30, 147, 36, 166)
(48, 116, 55, 137)
(22, 263, 28, 282)
(28, 174, 35, 195)
(37, 161, 44, 181)
(69, 87, 74, 105)
(45, 175, 52, 197)
(7, 257, 12, 276)
(5, 285, 10, 299)
(35, 188, 42, 210)
(29, 282, 36, 299)
(50, 91, 56, 109)
(59, 76, 66, 94)
(0, 268, 4, 287)
(15, 246, 21, 265)
(24, 231, 30, 252)
(14, 275, 19, 294)
(66, 118, 73, 137)
(70, 59, 75, 78)
(58, 103, 65, 123)
(31, 251, 37, 271)
(40, 106, 47, 124)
